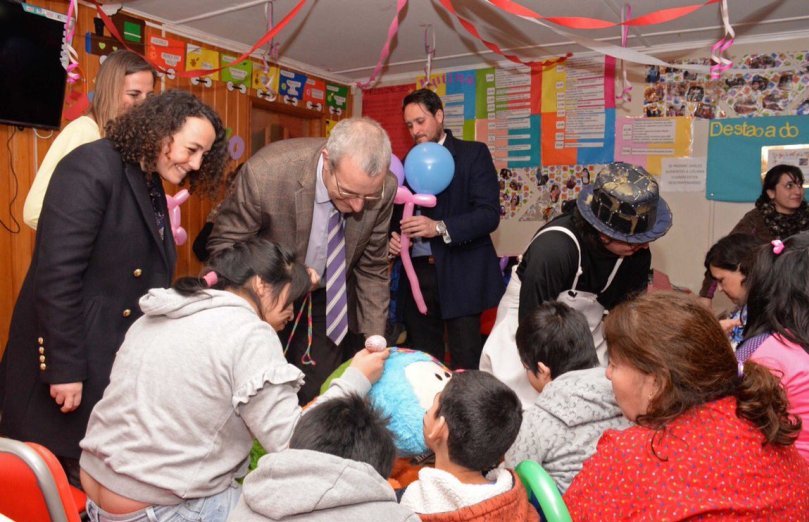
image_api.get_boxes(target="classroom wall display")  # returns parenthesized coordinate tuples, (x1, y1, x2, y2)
(279, 69, 307, 105)
(146, 35, 185, 73)
(220, 54, 252, 88)
(185, 43, 219, 81)
(614, 116, 693, 175)
(326, 83, 349, 116)
(644, 51, 809, 119)
(499, 164, 604, 222)
(706, 115, 809, 201)
(416, 70, 477, 140)
(540, 57, 616, 166)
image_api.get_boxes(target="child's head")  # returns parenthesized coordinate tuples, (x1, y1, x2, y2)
(744, 231, 809, 349)
(703, 233, 762, 306)
(424, 371, 522, 473)
(289, 393, 396, 478)
(515, 301, 598, 392)
(174, 237, 309, 331)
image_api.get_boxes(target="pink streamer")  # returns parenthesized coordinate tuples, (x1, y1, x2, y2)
(394, 186, 437, 315)
(63, 0, 80, 83)
(709, 0, 735, 79)
(616, 4, 632, 102)
(356, 0, 408, 90)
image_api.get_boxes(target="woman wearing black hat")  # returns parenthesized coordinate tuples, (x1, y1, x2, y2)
(480, 163, 672, 406)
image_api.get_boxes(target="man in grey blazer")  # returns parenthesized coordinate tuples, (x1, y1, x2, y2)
(208, 117, 395, 403)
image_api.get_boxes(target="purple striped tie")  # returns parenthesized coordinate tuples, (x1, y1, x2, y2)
(326, 208, 348, 345)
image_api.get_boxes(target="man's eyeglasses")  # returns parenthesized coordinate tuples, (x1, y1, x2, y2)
(329, 161, 385, 201)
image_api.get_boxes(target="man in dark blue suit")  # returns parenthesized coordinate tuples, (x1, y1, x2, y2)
(390, 88, 504, 369)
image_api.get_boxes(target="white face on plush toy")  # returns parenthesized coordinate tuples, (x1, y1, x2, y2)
(405, 361, 452, 409)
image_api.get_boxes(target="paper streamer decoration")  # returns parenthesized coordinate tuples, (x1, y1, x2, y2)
(62, 0, 80, 83)
(485, 0, 801, 76)
(440, 0, 570, 71)
(91, 0, 306, 79)
(709, 0, 735, 79)
(356, 0, 408, 89)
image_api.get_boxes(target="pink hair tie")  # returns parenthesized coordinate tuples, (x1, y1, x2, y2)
(771, 239, 785, 255)
(202, 271, 219, 288)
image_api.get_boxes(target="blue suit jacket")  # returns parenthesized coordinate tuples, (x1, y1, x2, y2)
(397, 130, 504, 319)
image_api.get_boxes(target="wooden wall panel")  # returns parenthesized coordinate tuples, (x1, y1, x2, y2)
(0, 2, 351, 352)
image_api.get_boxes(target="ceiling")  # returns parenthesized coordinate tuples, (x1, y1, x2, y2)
(118, 0, 809, 85)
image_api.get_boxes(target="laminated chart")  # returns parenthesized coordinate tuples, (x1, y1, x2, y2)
(475, 67, 540, 169)
(614, 117, 693, 175)
(541, 57, 616, 165)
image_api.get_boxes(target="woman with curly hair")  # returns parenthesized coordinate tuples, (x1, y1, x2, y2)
(0, 89, 228, 488)
(564, 292, 809, 521)
(24, 49, 157, 230)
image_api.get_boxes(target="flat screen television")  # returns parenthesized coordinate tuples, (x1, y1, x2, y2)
(0, 1, 68, 130)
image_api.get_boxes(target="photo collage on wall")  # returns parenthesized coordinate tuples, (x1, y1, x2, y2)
(499, 164, 606, 222)
(643, 51, 809, 119)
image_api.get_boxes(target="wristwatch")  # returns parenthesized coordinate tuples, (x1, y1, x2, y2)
(435, 220, 451, 244)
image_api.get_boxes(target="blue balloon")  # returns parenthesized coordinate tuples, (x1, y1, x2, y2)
(404, 142, 455, 195)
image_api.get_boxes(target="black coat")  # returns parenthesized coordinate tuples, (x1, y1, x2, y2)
(394, 130, 505, 319)
(0, 139, 175, 459)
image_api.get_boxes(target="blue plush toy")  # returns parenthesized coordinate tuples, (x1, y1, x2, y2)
(369, 348, 452, 456)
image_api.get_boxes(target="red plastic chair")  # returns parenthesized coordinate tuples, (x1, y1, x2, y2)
(0, 437, 86, 522)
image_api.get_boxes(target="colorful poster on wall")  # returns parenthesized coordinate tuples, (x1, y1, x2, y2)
(147, 35, 185, 72)
(415, 70, 477, 140)
(475, 68, 496, 120)
(251, 63, 279, 93)
(475, 67, 539, 168)
(707, 115, 809, 201)
(185, 44, 219, 81)
(220, 54, 252, 87)
(303, 77, 326, 111)
(614, 117, 693, 175)
(326, 83, 348, 117)
(540, 57, 616, 165)
(279, 69, 307, 104)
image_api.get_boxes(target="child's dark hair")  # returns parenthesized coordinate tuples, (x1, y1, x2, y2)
(744, 231, 809, 354)
(516, 301, 598, 378)
(174, 238, 309, 320)
(704, 233, 763, 276)
(606, 292, 800, 447)
(289, 394, 396, 478)
(435, 371, 522, 472)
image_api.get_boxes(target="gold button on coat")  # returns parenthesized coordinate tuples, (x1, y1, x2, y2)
(133, 268, 143, 277)
(38, 347, 45, 354)
(122, 309, 132, 318)
(37, 337, 44, 345)
(39, 355, 46, 363)
(39, 363, 47, 370)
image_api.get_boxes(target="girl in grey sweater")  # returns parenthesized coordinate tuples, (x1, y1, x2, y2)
(79, 238, 388, 521)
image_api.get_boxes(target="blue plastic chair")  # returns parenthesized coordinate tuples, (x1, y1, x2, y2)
(515, 460, 572, 522)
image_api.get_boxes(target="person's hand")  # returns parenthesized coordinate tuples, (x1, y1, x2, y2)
(719, 317, 742, 335)
(50, 382, 83, 413)
(389, 232, 402, 257)
(349, 348, 390, 384)
(400, 216, 438, 239)
(306, 267, 320, 291)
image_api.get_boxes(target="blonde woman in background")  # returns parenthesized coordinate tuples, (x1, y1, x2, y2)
(23, 49, 157, 229)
